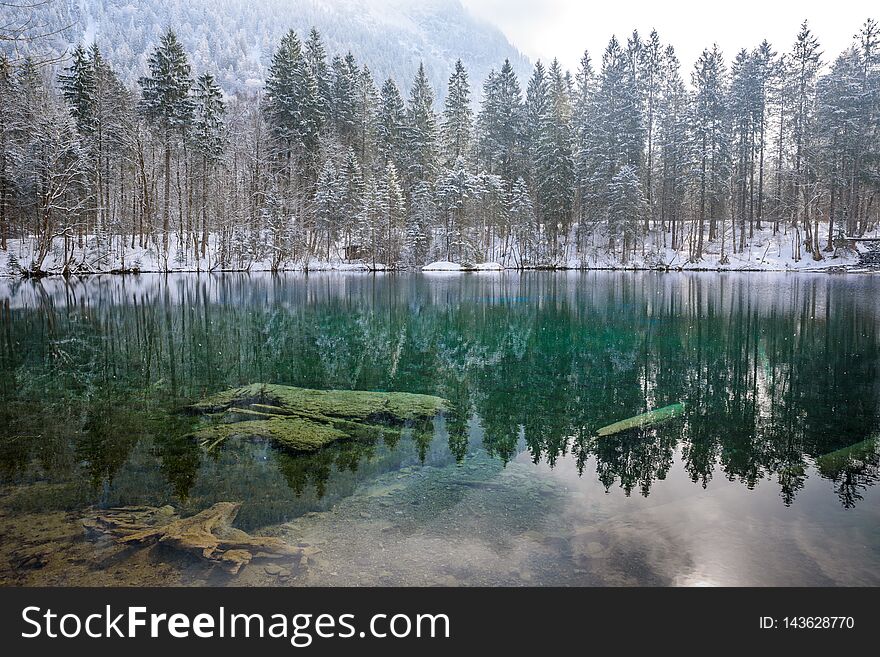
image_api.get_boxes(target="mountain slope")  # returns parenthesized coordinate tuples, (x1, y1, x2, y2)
(2, 0, 531, 99)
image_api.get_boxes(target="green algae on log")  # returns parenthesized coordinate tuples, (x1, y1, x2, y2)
(189, 383, 447, 452)
(596, 402, 687, 437)
(815, 436, 879, 474)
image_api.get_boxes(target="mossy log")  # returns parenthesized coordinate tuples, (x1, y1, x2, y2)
(596, 402, 687, 437)
(83, 502, 307, 574)
(188, 383, 447, 452)
(815, 437, 879, 474)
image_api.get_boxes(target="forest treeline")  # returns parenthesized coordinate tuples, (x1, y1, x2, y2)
(0, 19, 879, 272)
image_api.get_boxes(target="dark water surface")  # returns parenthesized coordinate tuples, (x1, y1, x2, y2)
(1, 272, 879, 586)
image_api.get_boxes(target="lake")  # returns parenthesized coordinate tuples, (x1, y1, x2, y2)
(1, 272, 879, 586)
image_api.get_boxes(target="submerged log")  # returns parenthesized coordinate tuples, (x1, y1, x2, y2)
(815, 437, 879, 473)
(83, 502, 308, 574)
(188, 383, 447, 453)
(596, 402, 687, 437)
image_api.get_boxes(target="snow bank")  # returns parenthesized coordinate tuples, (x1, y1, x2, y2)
(422, 261, 464, 271)
(421, 261, 504, 272)
(473, 262, 504, 271)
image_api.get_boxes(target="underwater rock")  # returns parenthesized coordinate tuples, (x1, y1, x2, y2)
(82, 502, 308, 574)
(188, 383, 447, 452)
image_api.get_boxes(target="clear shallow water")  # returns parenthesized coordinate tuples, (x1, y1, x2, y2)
(0, 272, 879, 586)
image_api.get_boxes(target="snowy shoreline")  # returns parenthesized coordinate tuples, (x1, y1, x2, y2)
(1, 226, 872, 278)
(2, 262, 870, 279)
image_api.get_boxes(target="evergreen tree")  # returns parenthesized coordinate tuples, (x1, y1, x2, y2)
(59, 45, 97, 135)
(377, 77, 406, 169)
(787, 21, 822, 259)
(476, 59, 523, 186)
(404, 180, 433, 266)
(640, 30, 663, 229)
(525, 60, 548, 184)
(403, 63, 438, 189)
(507, 176, 537, 265)
(331, 53, 358, 143)
(441, 59, 472, 167)
(535, 58, 574, 259)
(0, 54, 12, 249)
(608, 165, 646, 262)
(573, 49, 596, 245)
(263, 30, 320, 179)
(436, 155, 477, 260)
(656, 45, 689, 250)
(314, 158, 341, 259)
(339, 148, 364, 254)
(582, 36, 645, 255)
(378, 160, 405, 264)
(191, 72, 225, 256)
(689, 45, 730, 261)
(139, 29, 194, 253)
(353, 65, 378, 172)
(304, 27, 331, 129)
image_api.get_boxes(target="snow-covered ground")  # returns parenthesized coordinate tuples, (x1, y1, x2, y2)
(422, 261, 464, 271)
(0, 234, 391, 276)
(0, 223, 872, 277)
(421, 261, 505, 272)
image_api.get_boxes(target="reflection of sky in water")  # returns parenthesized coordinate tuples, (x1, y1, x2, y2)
(532, 444, 880, 586)
(1, 272, 879, 585)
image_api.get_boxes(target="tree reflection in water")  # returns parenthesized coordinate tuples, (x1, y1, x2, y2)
(1, 272, 878, 524)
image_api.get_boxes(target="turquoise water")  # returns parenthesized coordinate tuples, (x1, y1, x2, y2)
(0, 272, 878, 585)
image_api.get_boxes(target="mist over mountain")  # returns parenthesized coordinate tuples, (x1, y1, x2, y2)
(2, 0, 532, 98)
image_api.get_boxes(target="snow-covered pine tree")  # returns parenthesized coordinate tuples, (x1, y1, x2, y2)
(507, 176, 537, 266)
(656, 45, 689, 251)
(608, 164, 647, 263)
(848, 19, 880, 237)
(353, 65, 378, 173)
(405, 179, 433, 266)
(0, 54, 12, 250)
(525, 60, 548, 187)
(402, 63, 438, 190)
(262, 183, 289, 270)
(572, 49, 596, 250)
(475, 59, 523, 187)
(787, 21, 822, 260)
(330, 53, 357, 144)
(191, 72, 225, 257)
(817, 45, 862, 251)
(689, 45, 730, 261)
(139, 29, 194, 254)
(535, 59, 574, 261)
(376, 77, 406, 170)
(304, 28, 331, 130)
(378, 160, 405, 265)
(751, 40, 776, 235)
(59, 45, 97, 136)
(730, 48, 758, 254)
(339, 148, 364, 257)
(441, 59, 472, 167)
(436, 155, 476, 261)
(263, 30, 320, 184)
(582, 36, 646, 257)
(314, 158, 342, 260)
(640, 30, 663, 230)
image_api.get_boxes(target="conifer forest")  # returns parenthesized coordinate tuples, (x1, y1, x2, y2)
(2, 10, 879, 273)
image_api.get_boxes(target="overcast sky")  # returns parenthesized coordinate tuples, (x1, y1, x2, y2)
(460, 0, 876, 74)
